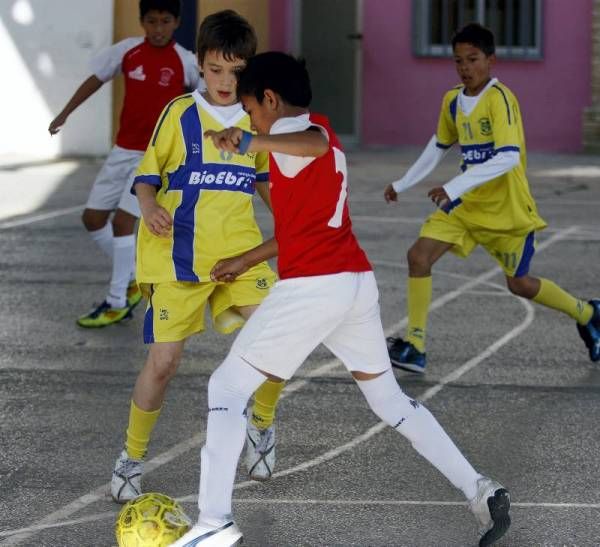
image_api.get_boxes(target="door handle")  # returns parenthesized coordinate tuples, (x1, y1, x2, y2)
(346, 33, 363, 40)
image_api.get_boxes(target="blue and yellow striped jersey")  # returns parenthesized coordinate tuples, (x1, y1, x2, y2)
(133, 90, 269, 283)
(437, 81, 546, 234)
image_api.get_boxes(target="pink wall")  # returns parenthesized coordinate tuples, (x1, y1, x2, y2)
(362, 0, 593, 152)
(269, 0, 292, 51)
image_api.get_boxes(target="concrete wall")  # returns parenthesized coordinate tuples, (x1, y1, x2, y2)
(0, 0, 113, 158)
(362, 0, 593, 152)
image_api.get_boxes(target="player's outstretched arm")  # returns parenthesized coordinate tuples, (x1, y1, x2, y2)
(134, 183, 173, 238)
(384, 135, 449, 202)
(48, 75, 104, 135)
(205, 128, 328, 158)
(211, 238, 278, 282)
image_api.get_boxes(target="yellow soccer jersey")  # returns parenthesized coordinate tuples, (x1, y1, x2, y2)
(436, 81, 546, 234)
(133, 90, 269, 283)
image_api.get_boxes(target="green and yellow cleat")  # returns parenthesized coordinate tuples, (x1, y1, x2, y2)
(126, 281, 143, 310)
(77, 301, 132, 328)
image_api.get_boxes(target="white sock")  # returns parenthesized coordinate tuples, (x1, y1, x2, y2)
(355, 369, 481, 500)
(199, 353, 266, 522)
(89, 223, 113, 258)
(106, 235, 135, 309)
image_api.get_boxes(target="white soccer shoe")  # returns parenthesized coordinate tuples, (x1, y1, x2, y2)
(111, 449, 143, 503)
(245, 417, 275, 480)
(169, 519, 243, 547)
(468, 476, 511, 546)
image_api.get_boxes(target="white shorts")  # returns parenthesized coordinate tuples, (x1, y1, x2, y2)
(86, 145, 143, 216)
(229, 271, 391, 379)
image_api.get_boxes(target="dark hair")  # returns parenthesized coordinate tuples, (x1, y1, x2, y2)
(196, 10, 257, 64)
(237, 52, 312, 108)
(139, 0, 181, 19)
(452, 22, 495, 56)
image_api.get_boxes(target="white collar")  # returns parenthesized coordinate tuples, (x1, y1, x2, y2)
(458, 77, 498, 115)
(270, 113, 311, 135)
(192, 90, 247, 127)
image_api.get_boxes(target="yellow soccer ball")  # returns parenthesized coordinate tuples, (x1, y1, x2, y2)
(115, 492, 191, 547)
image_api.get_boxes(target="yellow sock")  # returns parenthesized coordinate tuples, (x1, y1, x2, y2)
(251, 379, 285, 430)
(533, 278, 593, 325)
(126, 400, 161, 460)
(405, 276, 432, 353)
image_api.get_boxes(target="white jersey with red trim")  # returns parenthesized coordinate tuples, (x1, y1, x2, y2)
(269, 113, 371, 279)
(91, 37, 201, 151)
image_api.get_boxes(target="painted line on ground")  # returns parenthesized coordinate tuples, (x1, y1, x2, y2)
(5, 496, 599, 540)
(0, 227, 576, 543)
(0, 205, 84, 230)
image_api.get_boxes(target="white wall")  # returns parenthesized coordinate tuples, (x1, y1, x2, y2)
(0, 0, 113, 159)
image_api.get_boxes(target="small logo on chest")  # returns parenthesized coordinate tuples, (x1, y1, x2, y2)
(159, 67, 175, 87)
(128, 65, 146, 81)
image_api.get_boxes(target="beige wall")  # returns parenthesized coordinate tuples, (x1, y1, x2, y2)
(111, 0, 269, 139)
(197, 0, 269, 52)
(112, 0, 144, 141)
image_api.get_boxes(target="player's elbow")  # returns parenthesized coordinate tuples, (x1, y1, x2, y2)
(312, 136, 329, 158)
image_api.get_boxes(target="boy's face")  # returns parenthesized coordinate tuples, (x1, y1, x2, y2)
(200, 51, 246, 106)
(453, 42, 495, 95)
(240, 93, 279, 135)
(141, 10, 179, 47)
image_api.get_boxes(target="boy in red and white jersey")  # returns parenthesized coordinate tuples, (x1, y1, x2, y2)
(172, 52, 511, 547)
(49, 0, 200, 328)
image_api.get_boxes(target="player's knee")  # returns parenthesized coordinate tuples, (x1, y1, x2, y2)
(147, 352, 180, 384)
(407, 246, 432, 275)
(208, 354, 262, 405)
(81, 209, 107, 231)
(506, 276, 534, 298)
(112, 210, 136, 236)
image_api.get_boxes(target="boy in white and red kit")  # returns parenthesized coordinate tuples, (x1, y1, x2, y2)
(172, 52, 511, 547)
(49, 0, 200, 327)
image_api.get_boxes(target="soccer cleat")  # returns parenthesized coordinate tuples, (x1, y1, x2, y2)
(386, 336, 427, 373)
(245, 416, 275, 481)
(76, 300, 132, 328)
(469, 476, 511, 547)
(576, 299, 600, 362)
(126, 280, 143, 310)
(111, 449, 143, 503)
(170, 519, 243, 547)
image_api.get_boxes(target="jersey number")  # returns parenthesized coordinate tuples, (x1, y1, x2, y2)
(327, 147, 348, 228)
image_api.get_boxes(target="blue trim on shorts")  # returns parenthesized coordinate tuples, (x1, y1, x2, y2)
(514, 231, 536, 277)
(143, 294, 155, 343)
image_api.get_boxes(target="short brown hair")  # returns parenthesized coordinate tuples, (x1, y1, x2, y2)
(197, 10, 257, 64)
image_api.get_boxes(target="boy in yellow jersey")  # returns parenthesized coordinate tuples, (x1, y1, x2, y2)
(110, 10, 284, 503)
(384, 23, 600, 374)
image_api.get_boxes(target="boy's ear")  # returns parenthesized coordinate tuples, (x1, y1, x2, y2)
(263, 89, 279, 111)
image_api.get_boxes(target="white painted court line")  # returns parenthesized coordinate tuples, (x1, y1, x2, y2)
(1, 227, 577, 543)
(0, 205, 84, 230)
(4, 497, 599, 540)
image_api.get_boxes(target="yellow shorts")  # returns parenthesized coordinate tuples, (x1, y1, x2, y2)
(420, 209, 537, 277)
(142, 262, 276, 343)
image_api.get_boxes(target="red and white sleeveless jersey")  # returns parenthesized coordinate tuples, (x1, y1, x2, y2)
(269, 113, 371, 279)
(91, 38, 201, 151)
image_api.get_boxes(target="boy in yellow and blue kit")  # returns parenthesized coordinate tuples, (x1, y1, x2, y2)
(110, 10, 283, 503)
(384, 23, 600, 373)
